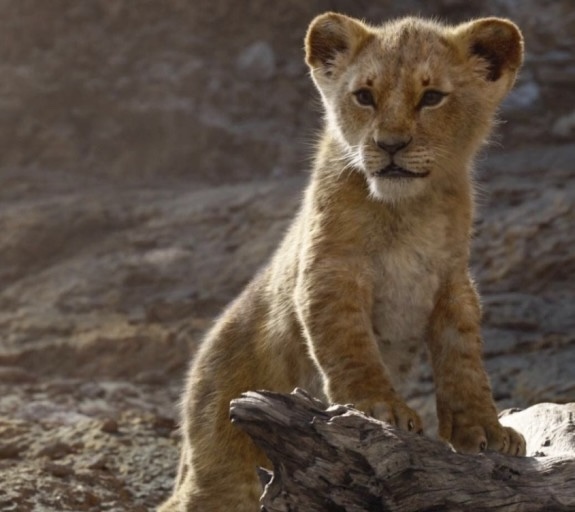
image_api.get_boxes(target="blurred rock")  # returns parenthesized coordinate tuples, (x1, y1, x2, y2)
(500, 403, 575, 457)
(236, 41, 277, 81)
(553, 110, 575, 138)
(502, 78, 541, 111)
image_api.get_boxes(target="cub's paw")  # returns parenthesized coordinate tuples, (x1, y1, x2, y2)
(442, 412, 526, 456)
(355, 398, 423, 434)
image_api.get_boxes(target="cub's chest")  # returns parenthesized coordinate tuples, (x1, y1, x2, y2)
(372, 248, 441, 340)
(370, 234, 448, 380)
(369, 212, 450, 340)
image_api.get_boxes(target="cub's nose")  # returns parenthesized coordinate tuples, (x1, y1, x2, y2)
(375, 136, 412, 155)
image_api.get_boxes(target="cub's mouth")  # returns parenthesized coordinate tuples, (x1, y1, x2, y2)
(375, 164, 430, 179)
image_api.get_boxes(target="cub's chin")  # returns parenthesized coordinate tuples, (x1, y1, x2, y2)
(366, 166, 430, 203)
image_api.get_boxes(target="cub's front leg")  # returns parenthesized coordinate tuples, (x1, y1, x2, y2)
(295, 255, 423, 434)
(427, 275, 526, 456)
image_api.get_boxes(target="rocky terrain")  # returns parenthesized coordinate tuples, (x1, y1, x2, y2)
(0, 0, 573, 510)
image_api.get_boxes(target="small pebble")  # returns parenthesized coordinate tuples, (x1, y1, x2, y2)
(153, 416, 177, 437)
(0, 442, 21, 459)
(101, 418, 119, 434)
(86, 455, 109, 471)
(43, 461, 74, 478)
(37, 441, 74, 460)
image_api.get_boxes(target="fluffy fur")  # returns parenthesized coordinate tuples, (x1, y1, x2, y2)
(160, 13, 526, 511)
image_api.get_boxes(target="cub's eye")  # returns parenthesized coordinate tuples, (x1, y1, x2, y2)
(353, 88, 375, 107)
(419, 90, 448, 108)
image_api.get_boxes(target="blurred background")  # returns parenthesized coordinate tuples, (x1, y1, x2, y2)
(0, 1, 573, 510)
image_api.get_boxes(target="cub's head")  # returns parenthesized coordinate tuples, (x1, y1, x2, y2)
(305, 13, 523, 202)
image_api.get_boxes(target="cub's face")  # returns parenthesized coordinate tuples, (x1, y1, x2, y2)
(305, 14, 523, 202)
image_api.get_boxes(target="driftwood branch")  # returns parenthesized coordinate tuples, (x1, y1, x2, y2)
(230, 389, 575, 512)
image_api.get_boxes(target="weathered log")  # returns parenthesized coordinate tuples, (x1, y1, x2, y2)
(230, 389, 575, 512)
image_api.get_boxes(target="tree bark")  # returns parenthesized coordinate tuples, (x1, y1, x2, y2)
(230, 389, 575, 512)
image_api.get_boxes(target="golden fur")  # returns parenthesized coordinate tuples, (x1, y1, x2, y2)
(160, 13, 526, 511)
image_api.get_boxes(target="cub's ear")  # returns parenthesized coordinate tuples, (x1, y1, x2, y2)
(305, 12, 371, 77)
(455, 17, 523, 89)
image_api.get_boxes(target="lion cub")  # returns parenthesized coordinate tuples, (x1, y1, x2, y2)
(160, 13, 526, 511)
